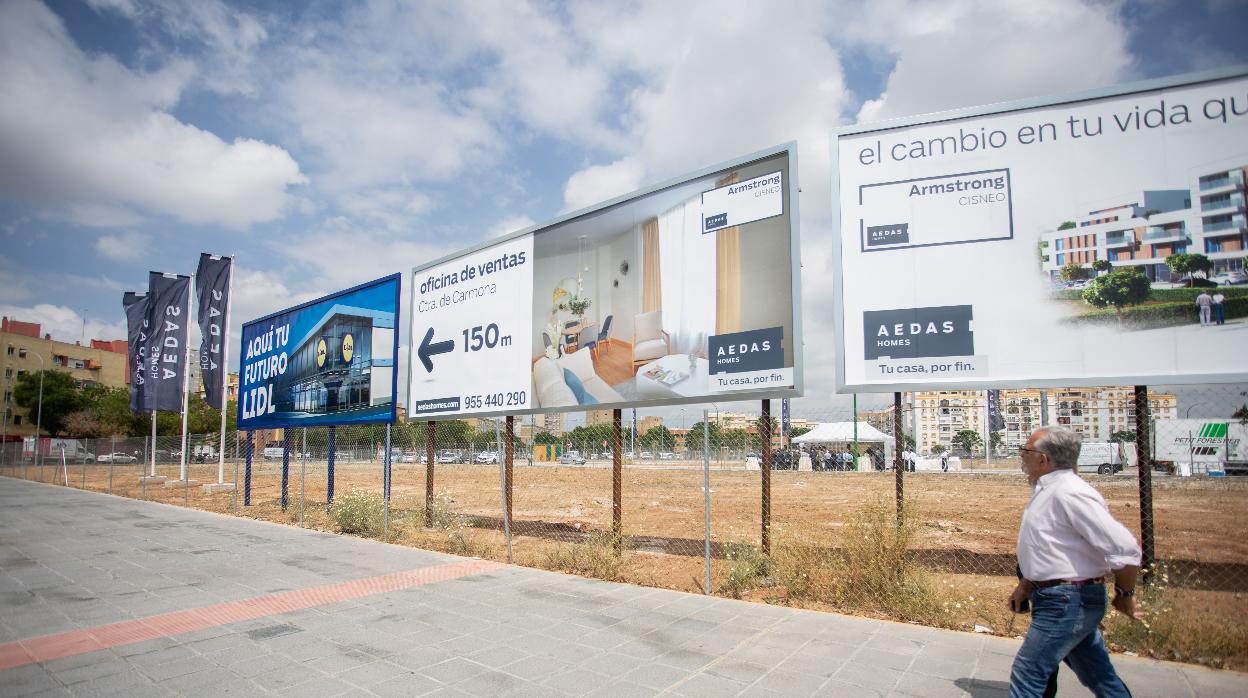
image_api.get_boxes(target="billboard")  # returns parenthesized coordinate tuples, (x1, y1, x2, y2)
(833, 67, 1248, 392)
(409, 144, 802, 419)
(238, 274, 400, 429)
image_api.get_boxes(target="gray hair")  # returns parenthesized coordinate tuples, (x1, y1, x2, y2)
(1033, 426, 1081, 469)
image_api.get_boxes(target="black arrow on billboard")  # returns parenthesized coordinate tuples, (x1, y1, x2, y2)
(418, 327, 454, 373)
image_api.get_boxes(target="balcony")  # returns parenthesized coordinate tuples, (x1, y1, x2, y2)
(1199, 171, 1244, 192)
(1201, 193, 1245, 214)
(1104, 231, 1133, 247)
(1143, 225, 1185, 241)
(1203, 215, 1246, 234)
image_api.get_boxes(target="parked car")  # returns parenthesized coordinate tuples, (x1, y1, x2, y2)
(1210, 270, 1248, 286)
(639, 451, 653, 460)
(263, 442, 284, 460)
(658, 451, 678, 460)
(436, 450, 462, 464)
(396, 451, 420, 464)
(558, 451, 586, 465)
(97, 452, 137, 464)
(475, 451, 499, 464)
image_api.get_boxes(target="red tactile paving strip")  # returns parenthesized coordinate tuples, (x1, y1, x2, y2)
(0, 559, 501, 670)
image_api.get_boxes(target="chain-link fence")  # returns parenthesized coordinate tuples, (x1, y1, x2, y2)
(1, 382, 1245, 668)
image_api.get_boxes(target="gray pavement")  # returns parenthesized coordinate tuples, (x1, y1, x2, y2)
(1, 476, 1244, 698)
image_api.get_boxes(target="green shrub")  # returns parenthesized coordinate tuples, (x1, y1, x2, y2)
(537, 531, 623, 581)
(331, 489, 384, 537)
(1066, 297, 1248, 329)
(718, 542, 773, 599)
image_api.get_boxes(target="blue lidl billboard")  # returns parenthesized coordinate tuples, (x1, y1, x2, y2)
(238, 274, 400, 429)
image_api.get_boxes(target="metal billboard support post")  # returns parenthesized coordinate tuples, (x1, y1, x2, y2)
(425, 421, 435, 528)
(281, 430, 290, 512)
(299, 428, 307, 528)
(760, 400, 772, 555)
(244, 431, 252, 506)
(894, 392, 905, 523)
(1134, 386, 1155, 584)
(383, 423, 391, 542)
(504, 417, 514, 536)
(612, 409, 622, 553)
(327, 425, 336, 504)
(702, 409, 711, 595)
(499, 418, 513, 564)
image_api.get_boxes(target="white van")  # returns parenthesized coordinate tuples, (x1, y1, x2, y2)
(1077, 442, 1124, 475)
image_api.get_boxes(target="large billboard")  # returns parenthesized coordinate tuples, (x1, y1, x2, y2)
(833, 67, 1248, 392)
(409, 144, 802, 419)
(238, 274, 400, 429)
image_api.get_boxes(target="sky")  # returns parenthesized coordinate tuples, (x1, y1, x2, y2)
(2, 0, 1247, 421)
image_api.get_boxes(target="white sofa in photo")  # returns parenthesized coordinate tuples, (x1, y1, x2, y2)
(533, 346, 624, 408)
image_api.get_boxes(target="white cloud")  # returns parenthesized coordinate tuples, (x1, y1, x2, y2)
(95, 230, 151, 262)
(562, 158, 646, 212)
(0, 303, 127, 344)
(851, 1, 1134, 123)
(0, 0, 306, 229)
(489, 215, 535, 239)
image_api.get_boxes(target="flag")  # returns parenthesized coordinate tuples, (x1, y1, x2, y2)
(195, 254, 232, 409)
(122, 292, 149, 413)
(988, 389, 1005, 432)
(145, 272, 191, 413)
(781, 398, 791, 438)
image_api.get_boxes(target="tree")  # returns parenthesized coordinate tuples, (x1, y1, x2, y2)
(1166, 252, 1213, 286)
(641, 425, 675, 450)
(1232, 404, 1248, 426)
(1059, 262, 1091, 282)
(900, 432, 916, 451)
(931, 444, 948, 455)
(989, 430, 1004, 452)
(788, 426, 812, 440)
(951, 429, 982, 455)
(1091, 259, 1113, 275)
(1081, 268, 1152, 328)
(1057, 221, 1077, 230)
(686, 420, 722, 453)
(533, 431, 559, 445)
(12, 370, 82, 436)
(1110, 430, 1136, 443)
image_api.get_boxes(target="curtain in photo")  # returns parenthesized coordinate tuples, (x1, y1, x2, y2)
(641, 217, 662, 313)
(658, 195, 716, 356)
(715, 172, 742, 334)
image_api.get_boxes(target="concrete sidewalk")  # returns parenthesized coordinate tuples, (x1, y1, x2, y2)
(0, 477, 1243, 697)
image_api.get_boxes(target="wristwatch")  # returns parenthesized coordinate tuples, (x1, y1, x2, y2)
(1114, 585, 1135, 598)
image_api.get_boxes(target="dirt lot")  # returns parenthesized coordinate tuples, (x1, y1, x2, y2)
(10, 459, 1248, 667)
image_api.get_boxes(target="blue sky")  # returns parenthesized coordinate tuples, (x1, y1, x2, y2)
(2, 0, 1247, 414)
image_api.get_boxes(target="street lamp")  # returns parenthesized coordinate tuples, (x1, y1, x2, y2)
(1184, 402, 1209, 419)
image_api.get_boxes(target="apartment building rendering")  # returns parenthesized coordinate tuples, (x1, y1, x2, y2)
(911, 387, 1178, 454)
(1039, 167, 1247, 281)
(1, 317, 129, 438)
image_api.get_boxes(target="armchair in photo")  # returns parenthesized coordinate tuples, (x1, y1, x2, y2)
(632, 310, 670, 373)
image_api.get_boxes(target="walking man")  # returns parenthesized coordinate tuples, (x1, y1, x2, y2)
(1212, 289, 1226, 326)
(1195, 289, 1213, 326)
(1009, 426, 1140, 697)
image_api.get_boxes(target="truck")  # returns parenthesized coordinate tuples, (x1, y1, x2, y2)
(22, 437, 94, 463)
(1076, 442, 1125, 475)
(1153, 419, 1247, 476)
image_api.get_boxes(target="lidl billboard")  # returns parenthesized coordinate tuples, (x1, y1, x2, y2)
(408, 144, 803, 419)
(832, 67, 1248, 392)
(238, 274, 400, 429)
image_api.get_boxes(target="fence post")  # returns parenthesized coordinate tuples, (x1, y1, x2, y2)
(327, 425, 336, 505)
(244, 431, 252, 506)
(108, 436, 114, 493)
(299, 428, 307, 528)
(232, 432, 239, 514)
(760, 400, 772, 555)
(382, 423, 391, 542)
(894, 392, 904, 523)
(1134, 385, 1155, 584)
(703, 409, 711, 595)
(281, 430, 291, 512)
(425, 421, 435, 528)
(612, 409, 622, 553)
(504, 416, 514, 531)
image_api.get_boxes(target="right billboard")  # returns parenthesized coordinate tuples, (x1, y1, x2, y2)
(833, 68, 1248, 392)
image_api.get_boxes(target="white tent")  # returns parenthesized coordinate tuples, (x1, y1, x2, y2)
(792, 421, 894, 471)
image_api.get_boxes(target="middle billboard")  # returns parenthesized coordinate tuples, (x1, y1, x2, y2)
(409, 144, 802, 419)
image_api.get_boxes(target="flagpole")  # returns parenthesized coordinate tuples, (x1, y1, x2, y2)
(150, 409, 157, 477)
(178, 273, 193, 483)
(216, 256, 234, 485)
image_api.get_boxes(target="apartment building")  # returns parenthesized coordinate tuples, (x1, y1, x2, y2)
(1039, 166, 1247, 280)
(1, 317, 128, 438)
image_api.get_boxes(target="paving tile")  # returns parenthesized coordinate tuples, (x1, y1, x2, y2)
(540, 666, 613, 696)
(670, 670, 749, 697)
(421, 657, 489, 684)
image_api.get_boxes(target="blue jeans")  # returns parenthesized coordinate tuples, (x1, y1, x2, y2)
(1009, 584, 1131, 698)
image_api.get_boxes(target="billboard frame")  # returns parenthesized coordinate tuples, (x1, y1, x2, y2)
(408, 142, 804, 420)
(830, 65, 1248, 394)
(238, 272, 402, 429)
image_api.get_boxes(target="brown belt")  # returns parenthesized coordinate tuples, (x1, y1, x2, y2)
(1031, 577, 1104, 589)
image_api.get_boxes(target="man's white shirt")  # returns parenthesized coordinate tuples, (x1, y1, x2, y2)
(1017, 469, 1141, 583)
